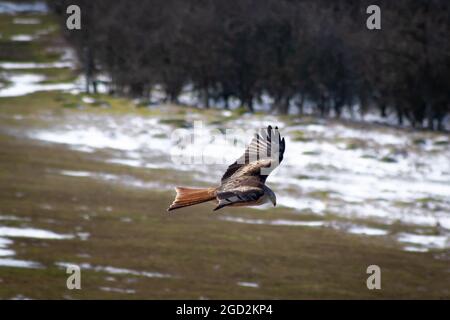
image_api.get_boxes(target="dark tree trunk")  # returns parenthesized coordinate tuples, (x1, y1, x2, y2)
(223, 95, 229, 109)
(397, 108, 404, 126)
(334, 99, 343, 118)
(203, 88, 210, 109)
(380, 103, 387, 118)
(247, 97, 254, 112)
(278, 96, 290, 115)
(297, 94, 305, 115)
(130, 83, 144, 97)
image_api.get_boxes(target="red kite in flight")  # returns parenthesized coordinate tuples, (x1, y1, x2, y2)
(168, 125, 285, 211)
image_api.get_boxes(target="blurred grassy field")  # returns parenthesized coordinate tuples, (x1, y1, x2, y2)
(0, 92, 449, 299)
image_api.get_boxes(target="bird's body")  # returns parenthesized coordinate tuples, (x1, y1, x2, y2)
(168, 125, 285, 211)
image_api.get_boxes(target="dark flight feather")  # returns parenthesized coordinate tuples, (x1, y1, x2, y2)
(221, 125, 285, 182)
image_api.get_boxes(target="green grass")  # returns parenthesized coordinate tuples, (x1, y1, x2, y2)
(0, 38, 63, 63)
(307, 190, 334, 199)
(0, 14, 59, 39)
(412, 138, 426, 145)
(434, 139, 449, 146)
(0, 13, 62, 62)
(2, 66, 78, 83)
(290, 130, 311, 142)
(302, 150, 321, 156)
(361, 154, 376, 159)
(159, 118, 193, 128)
(379, 156, 397, 163)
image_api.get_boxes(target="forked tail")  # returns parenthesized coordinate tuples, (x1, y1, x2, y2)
(167, 187, 217, 211)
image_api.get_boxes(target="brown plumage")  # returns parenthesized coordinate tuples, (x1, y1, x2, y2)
(167, 125, 286, 211)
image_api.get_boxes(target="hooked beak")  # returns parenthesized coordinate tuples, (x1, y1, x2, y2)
(263, 185, 277, 207)
(269, 193, 276, 207)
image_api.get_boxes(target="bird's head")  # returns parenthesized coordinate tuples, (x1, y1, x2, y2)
(263, 185, 277, 207)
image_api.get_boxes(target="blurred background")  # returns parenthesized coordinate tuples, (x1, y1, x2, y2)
(0, 0, 449, 299)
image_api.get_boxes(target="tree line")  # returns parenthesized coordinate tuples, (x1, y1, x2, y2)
(49, 0, 450, 130)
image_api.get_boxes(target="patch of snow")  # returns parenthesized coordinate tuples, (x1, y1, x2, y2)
(10, 34, 33, 42)
(0, 61, 74, 69)
(56, 262, 172, 279)
(237, 281, 259, 288)
(13, 18, 41, 25)
(0, 258, 42, 268)
(347, 226, 388, 236)
(403, 246, 428, 253)
(219, 216, 325, 227)
(397, 233, 448, 250)
(99, 287, 136, 294)
(0, 226, 74, 240)
(0, 1, 48, 14)
(0, 73, 76, 97)
(59, 170, 92, 177)
(82, 96, 95, 104)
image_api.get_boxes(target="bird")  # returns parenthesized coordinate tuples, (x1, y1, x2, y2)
(167, 125, 285, 211)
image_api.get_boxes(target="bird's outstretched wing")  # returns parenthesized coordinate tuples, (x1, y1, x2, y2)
(221, 125, 285, 182)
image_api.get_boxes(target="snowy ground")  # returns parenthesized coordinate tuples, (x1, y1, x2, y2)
(24, 109, 450, 253)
